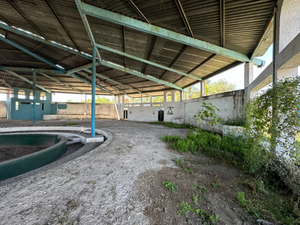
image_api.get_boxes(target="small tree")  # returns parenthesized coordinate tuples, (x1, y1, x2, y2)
(194, 102, 222, 126)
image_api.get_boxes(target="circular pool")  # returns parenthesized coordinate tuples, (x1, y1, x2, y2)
(0, 134, 67, 181)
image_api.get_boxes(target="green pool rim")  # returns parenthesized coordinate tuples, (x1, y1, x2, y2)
(0, 134, 67, 181)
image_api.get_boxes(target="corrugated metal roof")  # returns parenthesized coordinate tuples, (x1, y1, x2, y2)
(0, 0, 275, 96)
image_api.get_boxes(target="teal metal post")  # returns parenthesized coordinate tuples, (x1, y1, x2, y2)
(91, 47, 96, 137)
(33, 70, 36, 126)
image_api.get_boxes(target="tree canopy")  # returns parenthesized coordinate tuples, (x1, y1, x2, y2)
(205, 79, 236, 95)
(82, 96, 114, 104)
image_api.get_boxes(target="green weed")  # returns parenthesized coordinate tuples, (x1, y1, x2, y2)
(162, 181, 178, 193)
(177, 201, 219, 224)
(237, 192, 246, 206)
(176, 157, 183, 166)
(150, 121, 194, 129)
(221, 115, 246, 126)
(193, 194, 198, 205)
(184, 168, 194, 174)
(192, 184, 208, 194)
(160, 135, 182, 143)
(66, 122, 78, 125)
(161, 129, 268, 174)
(177, 201, 193, 216)
(198, 185, 208, 194)
(204, 182, 220, 188)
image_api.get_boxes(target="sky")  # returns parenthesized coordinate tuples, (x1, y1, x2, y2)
(208, 45, 274, 90)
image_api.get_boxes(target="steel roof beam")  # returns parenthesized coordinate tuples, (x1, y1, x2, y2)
(122, 26, 127, 68)
(175, 0, 194, 37)
(69, 73, 111, 94)
(7, 0, 46, 38)
(0, 36, 65, 71)
(39, 72, 83, 93)
(5, 70, 51, 93)
(100, 60, 182, 90)
(32, 43, 45, 53)
(55, 54, 77, 64)
(0, 14, 11, 26)
(159, 45, 188, 79)
(80, 2, 265, 66)
(0, 67, 65, 74)
(77, 71, 126, 94)
(74, 0, 102, 61)
(84, 69, 144, 95)
(0, 23, 92, 60)
(220, 0, 225, 47)
(251, 17, 274, 59)
(0, 79, 11, 89)
(183, 61, 242, 89)
(67, 63, 93, 74)
(95, 43, 201, 81)
(173, 54, 216, 84)
(45, 0, 80, 51)
(142, 36, 157, 74)
(125, 0, 150, 24)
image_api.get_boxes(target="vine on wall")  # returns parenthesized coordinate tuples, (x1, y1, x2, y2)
(246, 77, 300, 194)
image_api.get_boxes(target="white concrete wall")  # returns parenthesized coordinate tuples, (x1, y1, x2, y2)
(277, 67, 298, 80)
(0, 101, 6, 118)
(279, 0, 300, 52)
(124, 90, 245, 133)
(48, 103, 118, 120)
(127, 105, 163, 122)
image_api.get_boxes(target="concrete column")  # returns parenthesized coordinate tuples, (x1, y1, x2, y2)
(244, 62, 254, 88)
(114, 95, 120, 120)
(84, 94, 87, 118)
(201, 81, 206, 96)
(180, 90, 184, 101)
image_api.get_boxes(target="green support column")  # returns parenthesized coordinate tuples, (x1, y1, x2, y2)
(33, 69, 36, 126)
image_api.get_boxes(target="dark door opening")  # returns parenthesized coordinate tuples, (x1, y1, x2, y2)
(158, 109, 164, 121)
(123, 109, 128, 119)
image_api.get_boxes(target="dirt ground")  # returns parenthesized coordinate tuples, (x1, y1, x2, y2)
(0, 119, 255, 225)
(0, 146, 45, 162)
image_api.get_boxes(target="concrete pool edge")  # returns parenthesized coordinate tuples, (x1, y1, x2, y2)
(0, 129, 113, 187)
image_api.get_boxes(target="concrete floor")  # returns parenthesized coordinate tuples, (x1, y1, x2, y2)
(0, 119, 189, 225)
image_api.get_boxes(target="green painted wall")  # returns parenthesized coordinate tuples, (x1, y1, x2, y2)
(6, 88, 64, 120)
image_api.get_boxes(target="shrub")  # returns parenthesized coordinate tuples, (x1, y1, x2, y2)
(160, 135, 182, 143)
(221, 115, 247, 126)
(161, 130, 268, 174)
